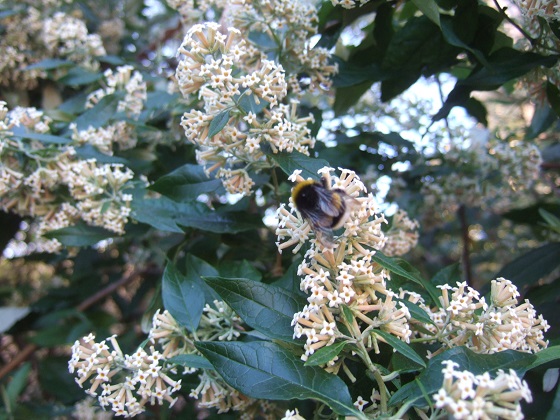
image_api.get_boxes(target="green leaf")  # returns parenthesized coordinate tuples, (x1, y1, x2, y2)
(97, 55, 126, 66)
(375, 329, 426, 367)
(547, 379, 560, 420)
(547, 81, 560, 117)
(207, 109, 231, 138)
(132, 197, 263, 234)
(237, 91, 269, 115)
(195, 340, 361, 417)
(203, 277, 307, 342)
(397, 299, 435, 327)
(496, 242, 560, 289)
(266, 150, 330, 181)
(412, 0, 440, 26)
(29, 325, 73, 347)
(10, 126, 70, 144)
(440, 16, 489, 68)
(58, 67, 102, 86)
(431, 263, 461, 288)
(5, 363, 31, 407)
(73, 94, 121, 130)
(372, 252, 439, 304)
(168, 354, 214, 370)
(540, 208, 560, 234)
(162, 261, 205, 332)
(149, 164, 223, 201)
(218, 260, 262, 282)
(389, 347, 536, 408)
(333, 81, 373, 115)
(25, 59, 73, 70)
(305, 341, 349, 366)
(461, 49, 559, 88)
(42, 222, 114, 246)
(526, 345, 560, 371)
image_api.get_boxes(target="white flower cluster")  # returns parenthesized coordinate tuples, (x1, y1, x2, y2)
(433, 360, 532, 420)
(276, 168, 420, 366)
(421, 278, 549, 356)
(0, 7, 46, 90)
(276, 167, 388, 255)
(0, 102, 135, 252)
(382, 209, 419, 257)
(71, 304, 275, 417)
(224, 0, 338, 95)
(421, 139, 542, 220)
(42, 12, 106, 69)
(71, 121, 137, 156)
(166, 0, 228, 27)
(69, 333, 182, 417)
(87, 65, 147, 116)
(330, 0, 374, 9)
(176, 22, 315, 195)
(514, 0, 560, 21)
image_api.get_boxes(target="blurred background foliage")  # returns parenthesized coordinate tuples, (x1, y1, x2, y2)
(1, 0, 560, 418)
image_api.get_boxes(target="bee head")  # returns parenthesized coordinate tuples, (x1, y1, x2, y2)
(291, 179, 321, 210)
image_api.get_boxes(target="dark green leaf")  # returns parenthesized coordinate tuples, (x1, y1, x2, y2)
(149, 164, 223, 201)
(218, 260, 262, 282)
(266, 150, 330, 181)
(305, 341, 349, 366)
(398, 299, 435, 327)
(463, 97, 488, 125)
(440, 16, 489, 67)
(461, 49, 558, 88)
(547, 81, 560, 117)
(10, 126, 70, 144)
(496, 242, 560, 289)
(527, 102, 557, 139)
(526, 345, 560, 371)
(389, 347, 536, 407)
(207, 109, 231, 138)
(203, 277, 307, 342)
(5, 363, 31, 407)
(372, 252, 439, 304)
(168, 354, 214, 370)
(547, 378, 560, 420)
(58, 67, 102, 86)
(162, 261, 205, 332)
(375, 329, 426, 367)
(412, 0, 440, 26)
(431, 263, 461, 288)
(29, 325, 73, 347)
(237, 91, 269, 115)
(195, 340, 360, 416)
(73, 94, 120, 130)
(25, 59, 73, 70)
(42, 222, 114, 246)
(97, 55, 126, 66)
(132, 197, 263, 234)
(333, 81, 373, 115)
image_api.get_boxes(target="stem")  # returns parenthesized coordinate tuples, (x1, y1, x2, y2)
(355, 340, 389, 414)
(492, 0, 537, 46)
(458, 205, 472, 286)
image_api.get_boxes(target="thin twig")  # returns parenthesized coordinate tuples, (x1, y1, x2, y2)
(492, 0, 537, 46)
(0, 268, 155, 381)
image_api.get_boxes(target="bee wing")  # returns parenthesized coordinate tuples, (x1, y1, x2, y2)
(316, 188, 342, 218)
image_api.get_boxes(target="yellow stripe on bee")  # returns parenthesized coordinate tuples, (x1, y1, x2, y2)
(330, 191, 342, 208)
(291, 179, 318, 203)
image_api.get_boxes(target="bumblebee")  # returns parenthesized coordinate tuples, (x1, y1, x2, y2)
(291, 177, 358, 246)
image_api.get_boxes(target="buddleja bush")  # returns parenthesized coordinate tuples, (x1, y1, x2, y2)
(2, 0, 560, 419)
